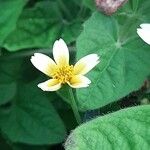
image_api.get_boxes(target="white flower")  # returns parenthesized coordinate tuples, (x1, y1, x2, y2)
(31, 39, 100, 91)
(137, 23, 150, 45)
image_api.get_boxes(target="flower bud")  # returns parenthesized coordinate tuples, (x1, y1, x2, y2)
(95, 0, 128, 15)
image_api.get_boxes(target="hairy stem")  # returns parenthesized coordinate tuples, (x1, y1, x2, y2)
(69, 88, 82, 124)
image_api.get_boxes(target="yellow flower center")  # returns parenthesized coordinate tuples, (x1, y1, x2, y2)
(52, 65, 74, 84)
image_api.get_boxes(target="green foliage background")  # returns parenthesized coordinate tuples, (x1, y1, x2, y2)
(0, 0, 150, 150)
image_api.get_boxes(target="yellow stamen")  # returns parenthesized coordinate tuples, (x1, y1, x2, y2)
(52, 65, 74, 84)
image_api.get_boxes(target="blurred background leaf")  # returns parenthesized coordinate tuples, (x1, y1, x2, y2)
(0, 82, 17, 105)
(0, 0, 28, 45)
(0, 54, 67, 147)
(0, 81, 66, 145)
(1, 0, 90, 51)
(82, 0, 96, 10)
(0, 135, 12, 150)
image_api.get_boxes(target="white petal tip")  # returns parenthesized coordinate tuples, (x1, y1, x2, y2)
(58, 38, 63, 41)
(30, 56, 35, 64)
(140, 23, 150, 29)
(140, 24, 143, 28)
(54, 38, 65, 45)
(96, 60, 100, 65)
(137, 24, 150, 45)
(137, 28, 141, 33)
(58, 38, 65, 42)
(90, 54, 100, 63)
(86, 79, 91, 85)
(37, 84, 45, 91)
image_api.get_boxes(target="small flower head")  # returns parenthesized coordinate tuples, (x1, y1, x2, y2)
(137, 23, 150, 45)
(95, 0, 127, 15)
(31, 39, 100, 91)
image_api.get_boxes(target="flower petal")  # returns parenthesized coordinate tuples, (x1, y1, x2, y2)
(74, 54, 100, 75)
(53, 38, 69, 66)
(38, 79, 61, 91)
(137, 23, 150, 45)
(140, 24, 150, 30)
(68, 75, 91, 88)
(31, 53, 56, 77)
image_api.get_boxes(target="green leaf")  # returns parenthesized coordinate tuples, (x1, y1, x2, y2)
(3, 0, 83, 51)
(0, 0, 27, 45)
(57, 85, 72, 104)
(3, 1, 61, 51)
(83, 0, 96, 10)
(61, 22, 82, 44)
(0, 135, 12, 150)
(0, 82, 66, 145)
(0, 82, 17, 105)
(75, 1, 150, 111)
(12, 144, 48, 150)
(0, 58, 23, 83)
(65, 105, 150, 150)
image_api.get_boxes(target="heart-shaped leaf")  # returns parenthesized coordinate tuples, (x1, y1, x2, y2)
(75, 0, 150, 111)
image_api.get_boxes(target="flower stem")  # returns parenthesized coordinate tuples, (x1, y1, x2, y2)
(69, 88, 82, 124)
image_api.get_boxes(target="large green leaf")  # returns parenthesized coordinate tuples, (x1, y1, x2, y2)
(75, 1, 150, 111)
(2, 1, 61, 51)
(3, 0, 83, 51)
(65, 105, 150, 150)
(0, 82, 66, 145)
(0, 0, 27, 45)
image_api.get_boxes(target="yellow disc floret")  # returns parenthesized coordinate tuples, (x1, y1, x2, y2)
(52, 65, 74, 84)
